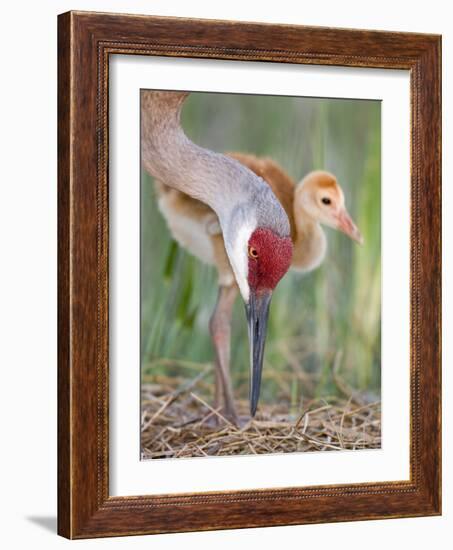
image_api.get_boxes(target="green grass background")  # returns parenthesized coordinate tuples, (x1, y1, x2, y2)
(141, 92, 381, 404)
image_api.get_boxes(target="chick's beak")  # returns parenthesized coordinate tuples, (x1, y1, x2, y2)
(337, 208, 363, 245)
(245, 289, 272, 417)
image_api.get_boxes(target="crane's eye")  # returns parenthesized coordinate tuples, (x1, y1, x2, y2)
(321, 197, 332, 205)
(248, 246, 259, 259)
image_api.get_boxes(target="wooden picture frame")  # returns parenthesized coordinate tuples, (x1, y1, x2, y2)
(58, 10, 441, 539)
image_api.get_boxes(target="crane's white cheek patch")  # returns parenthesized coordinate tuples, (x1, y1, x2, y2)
(227, 223, 254, 303)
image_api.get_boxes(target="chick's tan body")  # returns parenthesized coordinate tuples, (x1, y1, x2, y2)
(155, 152, 328, 284)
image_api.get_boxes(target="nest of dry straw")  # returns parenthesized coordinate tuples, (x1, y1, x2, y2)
(141, 364, 381, 459)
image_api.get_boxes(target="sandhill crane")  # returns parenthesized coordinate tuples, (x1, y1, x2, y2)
(154, 152, 363, 424)
(141, 91, 293, 422)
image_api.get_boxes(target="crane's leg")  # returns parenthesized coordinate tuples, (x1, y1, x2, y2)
(209, 284, 239, 425)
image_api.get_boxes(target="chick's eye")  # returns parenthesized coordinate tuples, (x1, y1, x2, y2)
(248, 246, 259, 259)
(321, 197, 331, 205)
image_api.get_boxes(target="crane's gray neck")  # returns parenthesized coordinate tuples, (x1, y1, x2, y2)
(140, 91, 290, 239)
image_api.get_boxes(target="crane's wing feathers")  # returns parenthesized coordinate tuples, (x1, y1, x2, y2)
(154, 152, 296, 241)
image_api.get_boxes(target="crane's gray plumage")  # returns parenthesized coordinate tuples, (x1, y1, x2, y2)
(140, 91, 290, 248)
(141, 90, 294, 420)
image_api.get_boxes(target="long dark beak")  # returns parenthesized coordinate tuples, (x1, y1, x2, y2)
(245, 289, 272, 417)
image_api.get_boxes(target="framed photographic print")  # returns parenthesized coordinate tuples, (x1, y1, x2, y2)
(58, 11, 441, 538)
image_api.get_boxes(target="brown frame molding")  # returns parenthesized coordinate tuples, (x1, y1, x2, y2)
(58, 10, 441, 539)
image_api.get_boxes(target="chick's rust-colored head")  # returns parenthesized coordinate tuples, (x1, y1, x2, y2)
(296, 171, 363, 245)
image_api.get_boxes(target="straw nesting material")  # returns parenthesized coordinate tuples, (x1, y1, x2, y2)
(141, 368, 381, 460)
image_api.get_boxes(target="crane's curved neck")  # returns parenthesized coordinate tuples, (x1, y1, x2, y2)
(292, 206, 327, 272)
(141, 91, 262, 225)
